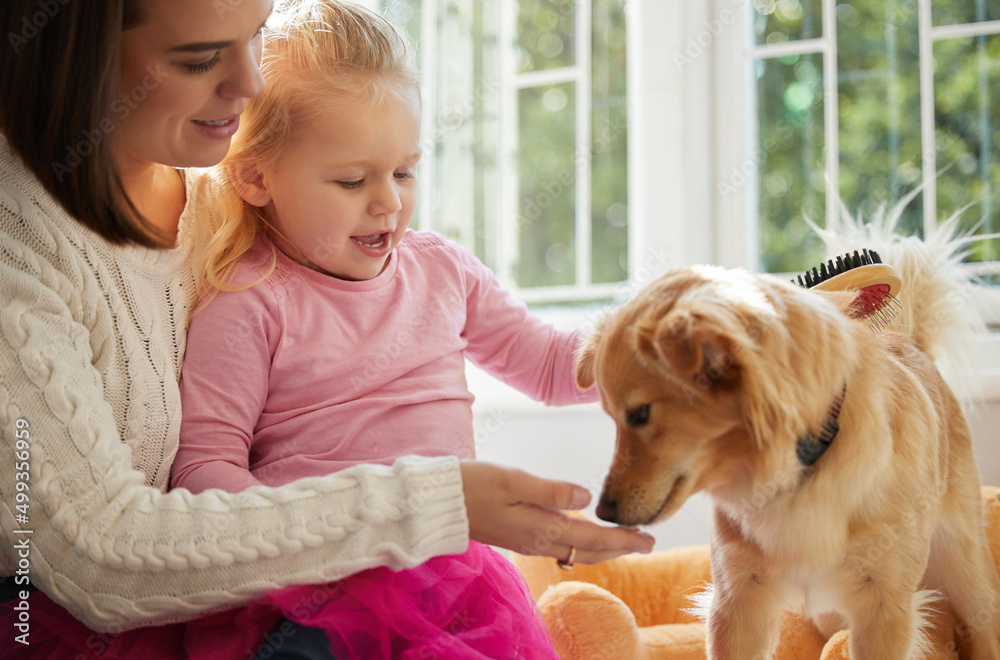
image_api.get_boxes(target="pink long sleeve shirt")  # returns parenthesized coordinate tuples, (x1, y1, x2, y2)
(172, 230, 596, 493)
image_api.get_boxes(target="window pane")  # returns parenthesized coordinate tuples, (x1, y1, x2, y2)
(517, 0, 576, 73)
(837, 0, 924, 237)
(590, 0, 627, 285)
(382, 1, 504, 268)
(935, 34, 1000, 262)
(427, 1, 500, 265)
(517, 83, 576, 287)
(752, 0, 823, 47)
(755, 54, 826, 273)
(933, 0, 1000, 27)
(382, 0, 630, 296)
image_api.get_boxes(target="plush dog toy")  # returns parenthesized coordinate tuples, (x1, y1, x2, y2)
(512, 486, 1000, 660)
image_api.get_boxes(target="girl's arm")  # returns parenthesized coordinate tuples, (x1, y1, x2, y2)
(0, 227, 468, 632)
(456, 244, 598, 406)
(170, 284, 272, 495)
(0, 158, 652, 634)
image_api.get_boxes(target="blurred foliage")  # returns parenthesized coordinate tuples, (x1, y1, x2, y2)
(516, 0, 576, 72)
(753, 0, 999, 273)
(513, 0, 628, 287)
(516, 83, 577, 287)
(934, 33, 1000, 263)
(512, 0, 628, 287)
(933, 0, 1000, 25)
(752, 0, 823, 45)
(387, 0, 995, 285)
(755, 53, 827, 273)
(590, 0, 629, 284)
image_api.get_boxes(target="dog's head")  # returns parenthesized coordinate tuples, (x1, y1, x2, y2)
(577, 265, 860, 526)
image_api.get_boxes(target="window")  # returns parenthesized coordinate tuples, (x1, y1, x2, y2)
(362, 1, 998, 397)
(376, 0, 630, 304)
(709, 0, 1000, 394)
(723, 0, 1000, 308)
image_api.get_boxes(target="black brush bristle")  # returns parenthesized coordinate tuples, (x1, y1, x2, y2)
(793, 248, 883, 289)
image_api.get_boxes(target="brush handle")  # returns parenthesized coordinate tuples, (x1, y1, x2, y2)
(811, 263, 902, 323)
(809, 263, 901, 297)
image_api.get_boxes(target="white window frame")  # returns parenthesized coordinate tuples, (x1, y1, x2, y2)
(378, 0, 627, 303)
(709, 0, 1000, 397)
(367, 1, 999, 401)
(466, 0, 729, 407)
(474, 0, 999, 402)
(498, 0, 601, 303)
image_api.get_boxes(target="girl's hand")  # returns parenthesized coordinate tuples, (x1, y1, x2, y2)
(460, 460, 655, 564)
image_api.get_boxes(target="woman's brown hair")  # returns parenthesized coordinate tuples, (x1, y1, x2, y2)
(0, 0, 166, 247)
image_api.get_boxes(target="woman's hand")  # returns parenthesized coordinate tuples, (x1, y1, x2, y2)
(460, 461, 655, 564)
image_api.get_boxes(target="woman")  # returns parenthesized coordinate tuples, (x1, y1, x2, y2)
(0, 0, 653, 656)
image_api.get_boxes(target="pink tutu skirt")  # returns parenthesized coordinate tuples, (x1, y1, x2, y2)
(1, 542, 557, 659)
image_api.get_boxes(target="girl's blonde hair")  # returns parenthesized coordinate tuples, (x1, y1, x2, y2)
(194, 0, 419, 304)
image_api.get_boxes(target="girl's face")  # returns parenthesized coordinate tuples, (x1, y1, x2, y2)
(248, 88, 422, 282)
(115, 0, 272, 170)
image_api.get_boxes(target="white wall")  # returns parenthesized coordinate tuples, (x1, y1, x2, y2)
(471, 367, 1000, 552)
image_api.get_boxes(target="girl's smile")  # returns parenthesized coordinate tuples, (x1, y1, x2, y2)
(239, 86, 421, 282)
(351, 231, 393, 256)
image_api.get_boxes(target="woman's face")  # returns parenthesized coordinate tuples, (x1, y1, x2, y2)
(115, 0, 272, 171)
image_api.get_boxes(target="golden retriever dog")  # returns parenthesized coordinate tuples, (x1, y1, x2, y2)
(574, 222, 1000, 659)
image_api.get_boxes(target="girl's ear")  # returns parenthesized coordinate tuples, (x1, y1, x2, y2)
(228, 162, 271, 207)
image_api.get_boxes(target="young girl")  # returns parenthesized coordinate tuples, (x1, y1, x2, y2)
(170, 1, 597, 657)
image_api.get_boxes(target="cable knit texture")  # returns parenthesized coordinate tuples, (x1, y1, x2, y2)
(0, 137, 468, 632)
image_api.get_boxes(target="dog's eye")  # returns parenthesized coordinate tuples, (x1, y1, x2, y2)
(626, 404, 650, 428)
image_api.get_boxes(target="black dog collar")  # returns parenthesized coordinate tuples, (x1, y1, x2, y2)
(796, 385, 846, 467)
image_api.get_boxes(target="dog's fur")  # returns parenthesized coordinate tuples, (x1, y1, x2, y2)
(575, 230, 1000, 658)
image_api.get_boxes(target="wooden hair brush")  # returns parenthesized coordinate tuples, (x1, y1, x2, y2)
(794, 248, 902, 332)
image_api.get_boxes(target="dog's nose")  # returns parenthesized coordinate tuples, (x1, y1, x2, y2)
(595, 494, 618, 523)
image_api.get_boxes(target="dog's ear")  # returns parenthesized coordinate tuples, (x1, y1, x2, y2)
(636, 310, 737, 386)
(574, 331, 600, 390)
(636, 311, 700, 376)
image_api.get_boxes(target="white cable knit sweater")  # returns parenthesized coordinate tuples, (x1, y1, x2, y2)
(0, 137, 468, 632)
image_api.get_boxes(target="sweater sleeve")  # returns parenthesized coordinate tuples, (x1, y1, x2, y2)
(0, 224, 468, 633)
(454, 242, 598, 406)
